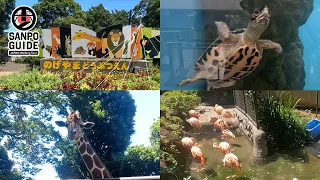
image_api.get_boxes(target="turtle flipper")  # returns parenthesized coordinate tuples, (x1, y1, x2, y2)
(178, 74, 202, 86)
(257, 39, 283, 54)
(207, 79, 236, 90)
(215, 21, 230, 41)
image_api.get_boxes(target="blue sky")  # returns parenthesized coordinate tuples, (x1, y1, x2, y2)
(1, 90, 160, 179)
(7, 0, 140, 32)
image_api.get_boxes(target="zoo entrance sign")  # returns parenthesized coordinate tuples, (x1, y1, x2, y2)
(40, 59, 148, 73)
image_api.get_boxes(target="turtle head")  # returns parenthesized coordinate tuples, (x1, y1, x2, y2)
(250, 6, 270, 26)
(244, 6, 270, 44)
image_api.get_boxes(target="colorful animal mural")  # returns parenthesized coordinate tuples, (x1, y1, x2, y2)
(141, 28, 160, 59)
(41, 29, 52, 58)
(71, 24, 97, 58)
(51, 27, 61, 58)
(60, 27, 72, 58)
(39, 24, 160, 59)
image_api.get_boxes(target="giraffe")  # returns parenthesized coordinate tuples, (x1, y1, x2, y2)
(55, 110, 112, 178)
(72, 31, 101, 43)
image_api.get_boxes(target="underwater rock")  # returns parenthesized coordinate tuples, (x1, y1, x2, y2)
(239, 0, 313, 89)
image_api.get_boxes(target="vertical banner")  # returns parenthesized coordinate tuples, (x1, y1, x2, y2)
(122, 25, 132, 58)
(71, 24, 97, 58)
(141, 27, 153, 59)
(131, 26, 142, 59)
(51, 27, 61, 58)
(42, 29, 52, 58)
(151, 29, 160, 58)
(96, 24, 123, 58)
(60, 27, 72, 58)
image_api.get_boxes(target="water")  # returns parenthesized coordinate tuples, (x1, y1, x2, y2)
(161, 0, 320, 90)
(299, 0, 320, 90)
(183, 107, 320, 180)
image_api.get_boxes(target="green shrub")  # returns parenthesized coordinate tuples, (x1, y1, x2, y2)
(160, 91, 201, 179)
(257, 94, 313, 151)
(14, 56, 41, 69)
(0, 70, 62, 90)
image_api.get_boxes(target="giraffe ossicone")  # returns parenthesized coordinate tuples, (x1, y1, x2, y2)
(55, 110, 112, 178)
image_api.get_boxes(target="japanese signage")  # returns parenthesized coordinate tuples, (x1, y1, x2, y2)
(40, 59, 148, 73)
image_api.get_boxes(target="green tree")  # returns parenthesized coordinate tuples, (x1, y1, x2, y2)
(0, 146, 23, 179)
(53, 16, 87, 28)
(0, 0, 15, 34)
(110, 10, 130, 26)
(54, 91, 137, 178)
(131, 0, 159, 27)
(86, 4, 112, 31)
(33, 0, 84, 28)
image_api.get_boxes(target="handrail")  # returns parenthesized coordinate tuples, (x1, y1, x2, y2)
(67, 176, 160, 180)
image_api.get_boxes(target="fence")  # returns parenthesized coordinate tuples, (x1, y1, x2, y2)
(233, 90, 259, 128)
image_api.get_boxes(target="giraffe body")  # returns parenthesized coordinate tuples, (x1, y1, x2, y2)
(55, 111, 112, 178)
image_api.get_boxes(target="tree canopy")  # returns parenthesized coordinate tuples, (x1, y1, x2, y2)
(32, 0, 160, 29)
(0, 91, 160, 179)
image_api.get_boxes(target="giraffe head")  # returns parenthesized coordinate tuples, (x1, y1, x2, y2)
(55, 110, 95, 140)
(72, 31, 86, 40)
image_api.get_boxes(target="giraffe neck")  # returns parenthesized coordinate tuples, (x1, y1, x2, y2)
(76, 134, 112, 178)
(83, 33, 101, 43)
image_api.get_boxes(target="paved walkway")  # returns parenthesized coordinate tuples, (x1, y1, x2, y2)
(0, 62, 27, 77)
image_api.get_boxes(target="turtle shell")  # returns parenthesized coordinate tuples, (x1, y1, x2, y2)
(193, 29, 262, 86)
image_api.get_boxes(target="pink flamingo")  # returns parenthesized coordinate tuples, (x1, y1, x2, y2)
(209, 116, 229, 131)
(213, 142, 231, 154)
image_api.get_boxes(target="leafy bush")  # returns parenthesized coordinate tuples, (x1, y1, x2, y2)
(0, 65, 160, 90)
(257, 94, 313, 151)
(14, 56, 42, 69)
(160, 91, 201, 179)
(0, 70, 62, 90)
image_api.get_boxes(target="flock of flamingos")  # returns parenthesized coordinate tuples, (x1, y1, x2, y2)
(181, 104, 242, 179)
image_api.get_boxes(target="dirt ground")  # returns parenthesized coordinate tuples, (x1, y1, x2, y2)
(294, 109, 319, 119)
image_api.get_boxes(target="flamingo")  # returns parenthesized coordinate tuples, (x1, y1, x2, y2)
(181, 137, 196, 149)
(189, 109, 200, 119)
(222, 129, 235, 143)
(214, 104, 224, 118)
(186, 117, 201, 134)
(209, 116, 229, 131)
(221, 109, 233, 120)
(213, 142, 231, 154)
(191, 143, 206, 172)
(222, 152, 242, 179)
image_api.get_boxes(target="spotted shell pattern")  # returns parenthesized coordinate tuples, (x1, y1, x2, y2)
(194, 29, 262, 89)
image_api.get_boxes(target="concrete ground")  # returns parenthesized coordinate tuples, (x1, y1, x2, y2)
(0, 62, 27, 77)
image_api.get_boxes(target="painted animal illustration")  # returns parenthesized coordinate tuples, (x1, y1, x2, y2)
(72, 31, 101, 42)
(107, 29, 125, 58)
(74, 46, 86, 55)
(54, 46, 61, 56)
(140, 35, 160, 59)
(132, 30, 140, 57)
(87, 42, 96, 56)
(178, 6, 283, 90)
(53, 34, 61, 45)
(64, 35, 72, 57)
(55, 111, 113, 178)
(45, 45, 52, 56)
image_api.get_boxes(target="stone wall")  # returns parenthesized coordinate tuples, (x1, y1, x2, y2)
(234, 107, 268, 161)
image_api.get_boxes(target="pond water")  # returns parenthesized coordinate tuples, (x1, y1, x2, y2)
(183, 108, 320, 180)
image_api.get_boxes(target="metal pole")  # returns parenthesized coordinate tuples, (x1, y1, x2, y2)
(128, 10, 132, 25)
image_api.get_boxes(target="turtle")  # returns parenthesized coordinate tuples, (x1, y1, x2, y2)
(178, 6, 283, 90)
